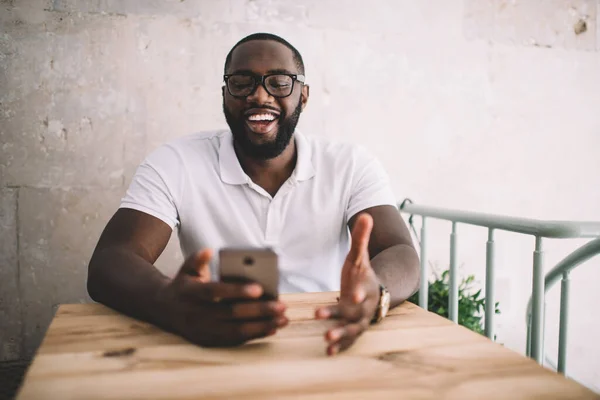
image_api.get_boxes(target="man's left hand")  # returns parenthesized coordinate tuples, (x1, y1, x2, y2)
(315, 213, 381, 355)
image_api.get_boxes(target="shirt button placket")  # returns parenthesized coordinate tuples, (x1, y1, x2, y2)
(265, 200, 277, 245)
(265, 180, 295, 246)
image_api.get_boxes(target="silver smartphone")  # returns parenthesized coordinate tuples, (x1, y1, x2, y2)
(218, 247, 279, 300)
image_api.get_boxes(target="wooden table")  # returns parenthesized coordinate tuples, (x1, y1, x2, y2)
(17, 292, 599, 399)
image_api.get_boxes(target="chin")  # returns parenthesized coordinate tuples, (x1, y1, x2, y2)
(245, 130, 279, 145)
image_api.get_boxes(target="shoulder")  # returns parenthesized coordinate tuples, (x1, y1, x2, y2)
(144, 130, 228, 171)
(302, 132, 376, 169)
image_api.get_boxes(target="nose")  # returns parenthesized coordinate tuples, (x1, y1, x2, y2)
(246, 81, 273, 104)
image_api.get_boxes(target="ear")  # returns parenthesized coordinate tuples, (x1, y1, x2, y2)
(300, 85, 309, 112)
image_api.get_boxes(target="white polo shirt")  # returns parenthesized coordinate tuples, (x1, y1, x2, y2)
(120, 130, 397, 293)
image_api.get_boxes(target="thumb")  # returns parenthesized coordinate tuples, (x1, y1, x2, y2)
(180, 249, 213, 283)
(348, 213, 373, 267)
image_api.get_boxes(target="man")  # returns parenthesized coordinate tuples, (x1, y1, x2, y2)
(87, 33, 420, 356)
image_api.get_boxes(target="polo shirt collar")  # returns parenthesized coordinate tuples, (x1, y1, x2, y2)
(219, 132, 248, 185)
(219, 130, 315, 185)
(292, 130, 316, 182)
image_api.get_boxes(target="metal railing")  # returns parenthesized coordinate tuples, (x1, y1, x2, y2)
(524, 237, 600, 373)
(398, 200, 600, 375)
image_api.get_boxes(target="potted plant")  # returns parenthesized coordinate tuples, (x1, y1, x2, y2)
(408, 269, 500, 337)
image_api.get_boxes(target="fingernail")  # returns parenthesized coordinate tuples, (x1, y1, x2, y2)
(273, 302, 286, 313)
(245, 284, 262, 297)
(268, 329, 277, 336)
(277, 317, 288, 327)
(328, 329, 342, 341)
(329, 345, 339, 356)
(316, 308, 330, 319)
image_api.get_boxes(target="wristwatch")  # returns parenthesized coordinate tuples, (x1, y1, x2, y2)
(371, 283, 391, 324)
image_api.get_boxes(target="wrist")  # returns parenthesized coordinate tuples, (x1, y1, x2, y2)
(370, 283, 391, 324)
(152, 278, 177, 330)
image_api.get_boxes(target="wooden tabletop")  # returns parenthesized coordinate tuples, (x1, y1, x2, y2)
(17, 292, 599, 399)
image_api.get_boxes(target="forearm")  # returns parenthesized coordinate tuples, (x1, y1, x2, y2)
(87, 247, 172, 328)
(370, 244, 420, 308)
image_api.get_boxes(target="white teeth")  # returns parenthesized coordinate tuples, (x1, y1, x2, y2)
(247, 113, 276, 122)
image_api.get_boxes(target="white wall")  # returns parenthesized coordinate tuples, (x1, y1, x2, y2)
(1, 0, 599, 391)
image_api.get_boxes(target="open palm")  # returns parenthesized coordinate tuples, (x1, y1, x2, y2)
(315, 213, 381, 355)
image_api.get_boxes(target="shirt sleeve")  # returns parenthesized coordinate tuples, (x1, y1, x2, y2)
(120, 146, 180, 229)
(346, 148, 397, 222)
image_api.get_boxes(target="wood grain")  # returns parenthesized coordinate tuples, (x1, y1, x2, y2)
(16, 292, 599, 399)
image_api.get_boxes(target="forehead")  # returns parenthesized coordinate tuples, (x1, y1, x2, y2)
(227, 40, 297, 74)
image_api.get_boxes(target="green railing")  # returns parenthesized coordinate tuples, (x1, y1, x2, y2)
(398, 200, 600, 376)
(524, 237, 600, 373)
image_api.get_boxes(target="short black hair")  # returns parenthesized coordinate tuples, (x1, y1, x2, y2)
(224, 33, 305, 75)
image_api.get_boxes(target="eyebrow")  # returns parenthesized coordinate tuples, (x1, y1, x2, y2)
(229, 68, 297, 75)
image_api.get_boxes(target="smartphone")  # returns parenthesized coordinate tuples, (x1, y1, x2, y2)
(218, 247, 279, 300)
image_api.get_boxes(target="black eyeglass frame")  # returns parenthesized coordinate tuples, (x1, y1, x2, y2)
(223, 73, 306, 99)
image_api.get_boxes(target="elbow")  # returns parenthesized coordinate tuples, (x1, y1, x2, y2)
(87, 252, 106, 303)
(410, 247, 421, 297)
(87, 262, 100, 302)
(412, 267, 421, 297)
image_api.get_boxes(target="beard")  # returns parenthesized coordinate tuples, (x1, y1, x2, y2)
(223, 98, 302, 160)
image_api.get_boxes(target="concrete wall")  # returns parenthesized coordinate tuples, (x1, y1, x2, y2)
(1, 0, 599, 390)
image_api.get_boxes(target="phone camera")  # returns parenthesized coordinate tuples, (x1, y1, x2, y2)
(243, 256, 254, 266)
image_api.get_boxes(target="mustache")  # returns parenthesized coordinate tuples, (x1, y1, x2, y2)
(243, 103, 282, 116)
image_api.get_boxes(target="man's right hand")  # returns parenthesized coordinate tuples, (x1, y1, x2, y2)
(155, 249, 288, 347)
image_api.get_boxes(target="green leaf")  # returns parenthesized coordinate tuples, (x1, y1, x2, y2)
(416, 268, 500, 337)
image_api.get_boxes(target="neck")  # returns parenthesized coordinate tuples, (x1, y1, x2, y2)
(234, 138, 297, 196)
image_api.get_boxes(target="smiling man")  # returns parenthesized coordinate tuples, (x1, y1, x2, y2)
(87, 33, 420, 355)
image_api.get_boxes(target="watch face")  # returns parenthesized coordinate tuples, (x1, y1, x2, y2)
(381, 291, 391, 317)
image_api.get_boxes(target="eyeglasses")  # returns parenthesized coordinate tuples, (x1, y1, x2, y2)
(223, 73, 305, 98)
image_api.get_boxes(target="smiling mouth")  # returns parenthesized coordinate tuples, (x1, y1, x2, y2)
(245, 111, 280, 135)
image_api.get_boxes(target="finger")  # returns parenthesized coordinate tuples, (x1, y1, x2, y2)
(315, 304, 341, 320)
(326, 321, 368, 355)
(347, 213, 373, 267)
(179, 249, 213, 282)
(226, 301, 286, 320)
(325, 321, 366, 345)
(329, 336, 356, 355)
(235, 317, 289, 342)
(180, 280, 263, 303)
(315, 302, 362, 322)
(327, 343, 340, 356)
